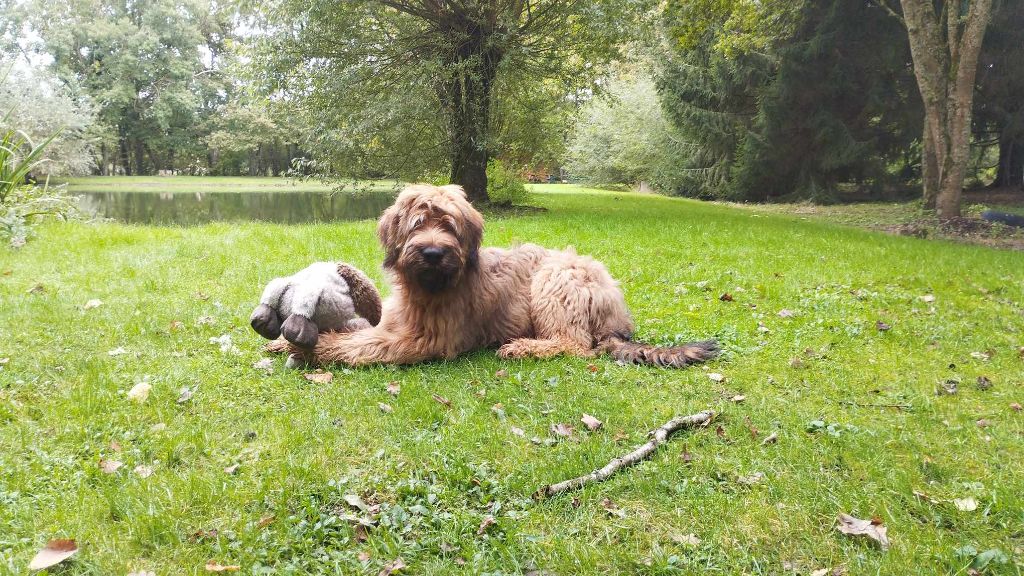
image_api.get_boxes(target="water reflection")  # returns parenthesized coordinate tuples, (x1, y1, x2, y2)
(78, 190, 396, 225)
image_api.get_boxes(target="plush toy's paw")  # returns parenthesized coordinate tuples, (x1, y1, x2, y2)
(250, 304, 283, 340)
(281, 314, 319, 349)
(285, 353, 308, 369)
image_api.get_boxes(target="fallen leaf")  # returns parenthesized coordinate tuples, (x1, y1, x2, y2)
(257, 515, 275, 528)
(304, 372, 333, 384)
(28, 539, 79, 570)
(875, 321, 891, 332)
(477, 515, 496, 535)
(378, 403, 393, 413)
(730, 394, 746, 403)
(586, 363, 599, 373)
(110, 440, 122, 452)
(223, 464, 239, 475)
(612, 430, 629, 443)
(789, 357, 805, 369)
(378, 557, 406, 576)
(204, 560, 241, 572)
(510, 426, 525, 437)
(84, 299, 103, 310)
(1011, 402, 1022, 412)
(177, 386, 195, 404)
(671, 533, 701, 546)
(432, 394, 452, 407)
(99, 459, 123, 474)
(128, 571, 156, 576)
(474, 388, 486, 398)
(836, 513, 889, 550)
(134, 464, 154, 478)
(439, 542, 457, 554)
(386, 381, 400, 396)
(108, 347, 128, 357)
(550, 423, 574, 438)
(494, 369, 508, 378)
(600, 497, 626, 518)
(27, 283, 45, 294)
(169, 320, 185, 331)
(761, 431, 779, 445)
(252, 358, 274, 372)
(715, 425, 726, 438)
(490, 403, 505, 418)
(953, 497, 978, 512)
(970, 351, 991, 361)
(708, 372, 725, 382)
(719, 293, 734, 302)
(354, 523, 369, 542)
(681, 449, 693, 464)
(150, 422, 167, 432)
(127, 382, 151, 403)
(976, 418, 991, 428)
(777, 309, 795, 318)
(196, 315, 215, 326)
(357, 551, 371, 562)
(938, 379, 959, 395)
(976, 376, 992, 390)
(811, 569, 829, 576)
(757, 322, 770, 333)
(737, 472, 765, 485)
(581, 413, 603, 431)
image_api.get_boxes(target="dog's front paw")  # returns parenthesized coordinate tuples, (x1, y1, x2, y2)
(497, 341, 526, 359)
(250, 304, 283, 340)
(281, 314, 319, 349)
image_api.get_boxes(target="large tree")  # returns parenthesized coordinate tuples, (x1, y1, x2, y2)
(889, 0, 994, 218)
(249, 0, 640, 203)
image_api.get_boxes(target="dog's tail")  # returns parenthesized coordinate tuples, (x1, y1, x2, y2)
(599, 334, 720, 368)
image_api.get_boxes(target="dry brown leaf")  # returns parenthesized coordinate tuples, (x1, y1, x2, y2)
(1011, 402, 1022, 412)
(612, 430, 629, 443)
(777, 309, 795, 318)
(134, 464, 154, 478)
(671, 533, 701, 546)
(953, 497, 978, 512)
(875, 320, 891, 332)
(257, 515, 275, 528)
(761, 431, 778, 446)
(730, 394, 746, 403)
(304, 372, 333, 384)
(976, 376, 992, 390)
(126, 382, 151, 402)
(84, 299, 103, 310)
(432, 394, 452, 407)
(358, 551, 371, 562)
(789, 356, 805, 369)
(550, 423, 574, 438)
(681, 449, 693, 464)
(737, 472, 765, 485)
(386, 382, 400, 396)
(976, 418, 992, 428)
(110, 440, 122, 452)
(252, 358, 274, 372)
(581, 413, 603, 431)
(586, 363, 599, 373)
(223, 464, 240, 475)
(177, 386, 195, 404)
(99, 459, 123, 474)
(719, 292, 734, 302)
(510, 426, 525, 437)
(169, 320, 185, 331)
(836, 513, 890, 550)
(600, 497, 626, 518)
(204, 560, 241, 572)
(708, 372, 725, 382)
(378, 403, 393, 413)
(378, 557, 406, 576)
(28, 539, 79, 570)
(343, 494, 369, 512)
(494, 369, 508, 378)
(477, 515, 496, 535)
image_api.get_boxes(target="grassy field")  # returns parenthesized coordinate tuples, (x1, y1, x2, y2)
(2, 184, 1023, 575)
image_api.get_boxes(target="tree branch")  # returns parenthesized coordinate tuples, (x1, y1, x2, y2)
(534, 410, 716, 499)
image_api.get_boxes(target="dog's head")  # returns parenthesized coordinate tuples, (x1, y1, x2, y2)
(377, 184, 484, 294)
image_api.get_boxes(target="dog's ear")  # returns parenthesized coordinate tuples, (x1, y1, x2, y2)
(377, 204, 402, 268)
(462, 204, 484, 269)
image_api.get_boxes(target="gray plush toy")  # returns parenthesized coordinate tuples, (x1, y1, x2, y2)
(250, 262, 382, 349)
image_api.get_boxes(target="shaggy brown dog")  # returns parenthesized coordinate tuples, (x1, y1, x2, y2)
(277, 184, 718, 367)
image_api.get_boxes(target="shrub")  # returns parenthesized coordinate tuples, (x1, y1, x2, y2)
(1, 129, 79, 248)
(486, 159, 530, 206)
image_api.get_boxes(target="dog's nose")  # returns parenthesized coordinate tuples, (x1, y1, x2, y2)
(421, 246, 446, 264)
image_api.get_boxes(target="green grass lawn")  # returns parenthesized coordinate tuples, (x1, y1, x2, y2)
(2, 186, 1023, 575)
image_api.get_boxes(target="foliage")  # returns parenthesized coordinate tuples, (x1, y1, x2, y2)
(245, 0, 645, 201)
(2, 185, 1024, 573)
(0, 61, 96, 176)
(565, 72, 690, 192)
(0, 128, 79, 247)
(973, 0, 1024, 188)
(657, 0, 921, 201)
(485, 159, 530, 206)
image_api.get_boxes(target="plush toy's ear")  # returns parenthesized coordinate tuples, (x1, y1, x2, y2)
(336, 263, 383, 326)
(376, 204, 402, 269)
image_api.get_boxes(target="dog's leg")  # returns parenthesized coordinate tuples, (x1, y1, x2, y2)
(311, 327, 431, 366)
(497, 337, 593, 359)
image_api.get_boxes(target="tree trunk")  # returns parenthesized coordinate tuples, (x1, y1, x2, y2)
(119, 133, 132, 176)
(900, 0, 994, 220)
(996, 137, 1024, 189)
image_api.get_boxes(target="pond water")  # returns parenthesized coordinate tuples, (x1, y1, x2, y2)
(78, 190, 396, 225)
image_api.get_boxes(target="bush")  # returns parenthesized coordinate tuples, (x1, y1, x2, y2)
(1, 129, 80, 248)
(486, 159, 530, 206)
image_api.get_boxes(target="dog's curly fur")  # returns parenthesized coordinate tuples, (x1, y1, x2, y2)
(279, 184, 718, 367)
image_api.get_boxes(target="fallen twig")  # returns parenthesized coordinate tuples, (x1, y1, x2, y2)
(534, 410, 715, 499)
(839, 401, 912, 410)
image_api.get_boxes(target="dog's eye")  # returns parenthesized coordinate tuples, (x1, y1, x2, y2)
(409, 215, 425, 230)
